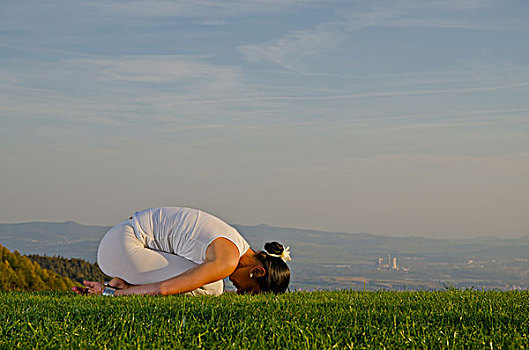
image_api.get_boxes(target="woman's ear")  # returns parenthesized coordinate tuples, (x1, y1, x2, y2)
(250, 266, 266, 278)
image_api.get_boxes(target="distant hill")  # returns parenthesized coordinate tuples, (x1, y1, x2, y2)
(234, 223, 529, 263)
(0, 244, 78, 291)
(0, 221, 107, 262)
(1, 221, 528, 290)
(3, 221, 527, 263)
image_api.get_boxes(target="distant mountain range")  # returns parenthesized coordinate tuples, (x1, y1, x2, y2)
(1, 221, 528, 290)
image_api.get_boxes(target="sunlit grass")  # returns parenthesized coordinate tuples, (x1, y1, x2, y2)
(1, 290, 528, 348)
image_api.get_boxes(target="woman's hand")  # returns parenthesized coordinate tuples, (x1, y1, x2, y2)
(72, 278, 131, 295)
(72, 281, 103, 295)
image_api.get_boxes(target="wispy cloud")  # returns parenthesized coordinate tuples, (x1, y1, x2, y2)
(240, 0, 526, 70)
(1, 54, 286, 133)
(240, 23, 348, 70)
(145, 80, 529, 103)
(3, 52, 528, 134)
(76, 56, 241, 86)
(194, 19, 228, 26)
(84, 0, 323, 18)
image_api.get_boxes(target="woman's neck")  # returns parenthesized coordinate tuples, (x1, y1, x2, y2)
(238, 248, 257, 267)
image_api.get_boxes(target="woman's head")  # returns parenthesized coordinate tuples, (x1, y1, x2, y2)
(254, 242, 291, 293)
(229, 241, 291, 294)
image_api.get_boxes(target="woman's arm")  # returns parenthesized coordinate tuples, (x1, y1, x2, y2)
(115, 238, 240, 296)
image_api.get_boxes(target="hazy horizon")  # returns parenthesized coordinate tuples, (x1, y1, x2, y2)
(1, 1, 528, 239)
(1, 216, 528, 241)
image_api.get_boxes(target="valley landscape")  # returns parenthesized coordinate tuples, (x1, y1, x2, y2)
(1, 221, 527, 291)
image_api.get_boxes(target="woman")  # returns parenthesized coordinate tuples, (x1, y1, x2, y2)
(73, 207, 291, 296)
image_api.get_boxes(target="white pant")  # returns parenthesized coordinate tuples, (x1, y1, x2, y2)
(97, 219, 224, 296)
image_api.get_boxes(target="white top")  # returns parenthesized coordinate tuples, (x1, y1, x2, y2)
(131, 207, 250, 264)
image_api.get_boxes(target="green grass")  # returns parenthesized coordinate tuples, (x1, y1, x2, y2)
(1, 290, 528, 349)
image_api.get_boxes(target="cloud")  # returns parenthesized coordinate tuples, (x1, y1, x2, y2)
(374, 0, 494, 11)
(88, 0, 492, 19)
(151, 80, 529, 103)
(0, 53, 292, 135)
(240, 23, 348, 70)
(194, 19, 228, 26)
(239, 0, 525, 70)
(76, 56, 241, 86)
(338, 0, 529, 31)
(3, 52, 528, 135)
(84, 0, 323, 18)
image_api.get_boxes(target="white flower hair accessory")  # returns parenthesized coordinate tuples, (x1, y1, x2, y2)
(267, 246, 292, 262)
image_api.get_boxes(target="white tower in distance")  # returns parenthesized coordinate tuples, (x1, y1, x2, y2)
(392, 255, 398, 270)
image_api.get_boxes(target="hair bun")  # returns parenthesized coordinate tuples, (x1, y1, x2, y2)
(264, 242, 284, 256)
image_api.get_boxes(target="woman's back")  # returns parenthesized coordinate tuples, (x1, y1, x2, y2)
(132, 207, 249, 264)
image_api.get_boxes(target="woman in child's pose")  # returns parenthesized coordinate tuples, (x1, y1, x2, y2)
(73, 207, 291, 296)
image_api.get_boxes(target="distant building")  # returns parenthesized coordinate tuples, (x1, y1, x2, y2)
(392, 256, 398, 270)
(377, 253, 399, 270)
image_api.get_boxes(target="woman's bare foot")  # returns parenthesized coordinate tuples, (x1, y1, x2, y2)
(108, 277, 130, 289)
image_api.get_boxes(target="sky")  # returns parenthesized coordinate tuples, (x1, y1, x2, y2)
(1, 0, 528, 239)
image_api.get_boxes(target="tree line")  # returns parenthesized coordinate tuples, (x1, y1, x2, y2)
(27, 254, 109, 284)
(0, 243, 109, 291)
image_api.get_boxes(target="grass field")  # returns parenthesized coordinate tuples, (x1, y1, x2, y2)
(1, 290, 528, 349)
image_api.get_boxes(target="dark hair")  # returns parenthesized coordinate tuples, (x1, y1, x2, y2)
(254, 242, 291, 294)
